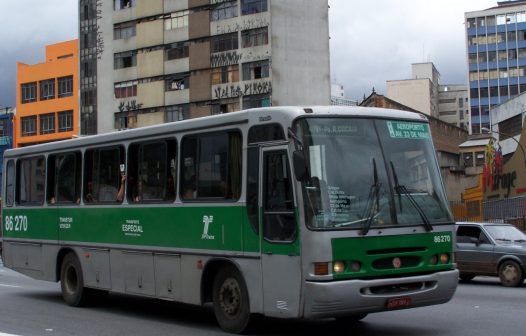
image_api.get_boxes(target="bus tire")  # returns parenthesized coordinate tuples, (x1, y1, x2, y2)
(60, 252, 88, 307)
(212, 266, 251, 334)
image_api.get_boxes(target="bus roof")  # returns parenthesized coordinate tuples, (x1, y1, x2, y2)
(6, 106, 427, 157)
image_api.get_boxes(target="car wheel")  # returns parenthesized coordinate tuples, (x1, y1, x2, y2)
(213, 266, 251, 334)
(498, 260, 524, 287)
(459, 273, 475, 282)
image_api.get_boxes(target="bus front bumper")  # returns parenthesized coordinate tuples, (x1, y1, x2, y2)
(303, 269, 458, 319)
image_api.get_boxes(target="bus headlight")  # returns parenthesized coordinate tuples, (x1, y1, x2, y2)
(333, 261, 345, 274)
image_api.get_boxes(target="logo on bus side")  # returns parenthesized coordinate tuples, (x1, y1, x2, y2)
(201, 215, 215, 240)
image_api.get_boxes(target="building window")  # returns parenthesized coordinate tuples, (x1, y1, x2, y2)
(475, 151, 485, 167)
(39, 79, 55, 101)
(212, 65, 239, 85)
(114, 0, 135, 10)
(463, 152, 473, 167)
(242, 60, 270, 80)
(114, 51, 137, 69)
(114, 80, 138, 98)
(243, 94, 271, 109)
(241, 0, 268, 15)
(166, 104, 189, 122)
(212, 98, 240, 115)
(40, 113, 55, 135)
(498, 114, 522, 140)
(241, 27, 268, 48)
(211, 33, 239, 53)
(21, 82, 37, 103)
(166, 42, 189, 60)
(21, 116, 37, 136)
(165, 10, 189, 30)
(58, 76, 73, 98)
(114, 22, 136, 40)
(58, 110, 73, 132)
(166, 74, 190, 91)
(211, 1, 238, 21)
(0, 119, 8, 137)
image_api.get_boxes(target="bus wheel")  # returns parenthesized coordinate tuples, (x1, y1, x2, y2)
(212, 266, 251, 334)
(60, 253, 87, 306)
(499, 260, 523, 287)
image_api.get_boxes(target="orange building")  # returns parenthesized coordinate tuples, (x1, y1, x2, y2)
(15, 39, 78, 147)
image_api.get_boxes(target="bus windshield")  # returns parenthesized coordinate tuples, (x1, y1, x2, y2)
(294, 117, 453, 232)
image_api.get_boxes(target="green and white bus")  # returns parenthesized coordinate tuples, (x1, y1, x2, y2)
(1, 106, 458, 333)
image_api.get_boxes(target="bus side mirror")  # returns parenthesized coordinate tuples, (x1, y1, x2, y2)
(293, 150, 309, 182)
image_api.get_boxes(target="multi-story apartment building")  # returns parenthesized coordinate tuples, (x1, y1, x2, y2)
(438, 84, 469, 130)
(15, 40, 79, 147)
(79, 0, 330, 135)
(387, 62, 468, 128)
(387, 62, 441, 118)
(330, 83, 357, 106)
(465, 0, 526, 134)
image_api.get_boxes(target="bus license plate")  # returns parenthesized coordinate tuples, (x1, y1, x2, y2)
(386, 297, 411, 309)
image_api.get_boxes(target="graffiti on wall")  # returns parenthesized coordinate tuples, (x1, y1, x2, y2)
(215, 17, 269, 35)
(96, 0, 104, 59)
(211, 51, 243, 68)
(118, 100, 143, 113)
(214, 81, 272, 100)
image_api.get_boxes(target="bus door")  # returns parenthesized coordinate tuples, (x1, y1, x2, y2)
(259, 146, 301, 317)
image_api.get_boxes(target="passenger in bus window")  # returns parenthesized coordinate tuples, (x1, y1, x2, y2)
(116, 175, 126, 202)
(166, 175, 175, 200)
(85, 181, 95, 203)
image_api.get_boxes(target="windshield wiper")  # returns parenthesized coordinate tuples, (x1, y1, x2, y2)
(390, 162, 433, 232)
(361, 158, 381, 235)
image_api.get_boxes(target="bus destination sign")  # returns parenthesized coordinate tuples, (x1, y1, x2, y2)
(387, 121, 430, 140)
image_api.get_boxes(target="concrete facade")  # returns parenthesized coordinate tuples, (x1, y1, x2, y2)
(387, 63, 440, 118)
(79, 0, 330, 134)
(489, 91, 526, 156)
(438, 84, 469, 130)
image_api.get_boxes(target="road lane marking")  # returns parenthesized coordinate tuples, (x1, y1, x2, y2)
(0, 332, 22, 336)
(0, 284, 21, 288)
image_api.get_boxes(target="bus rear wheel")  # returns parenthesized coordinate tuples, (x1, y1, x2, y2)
(60, 252, 88, 306)
(212, 266, 251, 334)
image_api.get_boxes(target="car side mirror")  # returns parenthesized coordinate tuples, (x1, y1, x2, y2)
(469, 237, 480, 246)
(293, 150, 309, 182)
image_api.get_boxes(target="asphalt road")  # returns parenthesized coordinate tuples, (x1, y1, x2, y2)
(0, 261, 524, 336)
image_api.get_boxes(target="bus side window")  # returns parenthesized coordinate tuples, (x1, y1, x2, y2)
(5, 160, 15, 206)
(16, 156, 46, 206)
(47, 152, 81, 204)
(84, 146, 125, 203)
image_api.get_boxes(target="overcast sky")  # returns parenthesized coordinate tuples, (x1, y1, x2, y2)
(0, 0, 498, 109)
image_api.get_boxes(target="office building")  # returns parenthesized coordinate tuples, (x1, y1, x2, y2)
(79, 0, 330, 134)
(16, 40, 79, 147)
(387, 63, 441, 118)
(465, 0, 526, 134)
(438, 84, 469, 130)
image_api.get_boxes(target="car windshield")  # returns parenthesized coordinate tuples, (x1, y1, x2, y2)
(293, 117, 453, 232)
(485, 225, 526, 244)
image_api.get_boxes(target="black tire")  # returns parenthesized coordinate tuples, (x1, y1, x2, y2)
(459, 273, 475, 282)
(212, 266, 251, 334)
(498, 260, 524, 287)
(60, 253, 88, 306)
